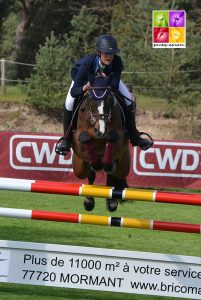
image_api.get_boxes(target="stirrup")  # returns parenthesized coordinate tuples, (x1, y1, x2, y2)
(138, 132, 154, 151)
(130, 132, 154, 150)
(139, 139, 154, 151)
(55, 137, 71, 156)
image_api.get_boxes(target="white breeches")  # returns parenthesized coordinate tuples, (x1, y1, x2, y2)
(65, 80, 133, 111)
(65, 81, 75, 111)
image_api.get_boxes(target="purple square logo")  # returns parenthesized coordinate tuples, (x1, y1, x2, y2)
(169, 11, 185, 27)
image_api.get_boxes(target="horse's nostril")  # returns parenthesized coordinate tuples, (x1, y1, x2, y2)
(94, 128, 100, 136)
(94, 128, 105, 138)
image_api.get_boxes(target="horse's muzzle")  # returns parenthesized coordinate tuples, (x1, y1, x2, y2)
(94, 127, 106, 138)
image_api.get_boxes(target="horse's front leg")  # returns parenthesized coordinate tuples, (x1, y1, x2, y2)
(79, 131, 103, 171)
(72, 153, 96, 212)
(103, 130, 119, 174)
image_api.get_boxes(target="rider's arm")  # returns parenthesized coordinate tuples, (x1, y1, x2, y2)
(70, 63, 88, 98)
(109, 55, 123, 90)
(70, 54, 95, 98)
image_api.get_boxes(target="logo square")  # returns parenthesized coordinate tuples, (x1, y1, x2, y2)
(169, 27, 185, 43)
(153, 11, 168, 27)
(154, 27, 169, 43)
(169, 10, 185, 27)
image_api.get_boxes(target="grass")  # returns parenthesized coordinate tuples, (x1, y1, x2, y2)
(136, 93, 168, 112)
(0, 85, 27, 103)
(0, 190, 200, 299)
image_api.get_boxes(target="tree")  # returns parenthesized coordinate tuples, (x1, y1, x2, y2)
(64, 5, 98, 63)
(11, 0, 40, 60)
(0, 12, 18, 57)
(24, 5, 99, 114)
(25, 32, 70, 114)
(111, 0, 172, 97)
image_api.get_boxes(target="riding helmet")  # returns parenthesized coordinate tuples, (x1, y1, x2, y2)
(96, 35, 120, 54)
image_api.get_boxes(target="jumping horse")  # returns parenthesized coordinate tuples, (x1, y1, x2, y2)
(71, 75, 130, 212)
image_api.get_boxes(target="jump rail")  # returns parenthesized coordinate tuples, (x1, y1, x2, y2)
(0, 207, 200, 234)
(0, 177, 201, 206)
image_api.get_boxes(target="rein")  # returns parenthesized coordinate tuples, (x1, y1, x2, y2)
(63, 85, 129, 140)
(63, 94, 88, 140)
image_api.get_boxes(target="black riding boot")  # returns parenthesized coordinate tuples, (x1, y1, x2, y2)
(126, 103, 154, 151)
(55, 107, 73, 155)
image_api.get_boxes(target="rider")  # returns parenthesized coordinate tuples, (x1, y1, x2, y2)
(55, 35, 154, 155)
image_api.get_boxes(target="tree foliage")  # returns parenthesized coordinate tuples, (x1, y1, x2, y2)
(64, 5, 98, 63)
(25, 33, 70, 113)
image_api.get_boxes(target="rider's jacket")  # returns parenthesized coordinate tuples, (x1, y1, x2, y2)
(70, 53, 123, 98)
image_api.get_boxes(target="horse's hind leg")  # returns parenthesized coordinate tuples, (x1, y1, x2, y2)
(106, 175, 128, 212)
(83, 170, 96, 211)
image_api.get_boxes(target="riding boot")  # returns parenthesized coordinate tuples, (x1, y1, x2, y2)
(55, 107, 73, 155)
(126, 102, 154, 151)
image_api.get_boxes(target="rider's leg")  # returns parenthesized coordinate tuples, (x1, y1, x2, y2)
(119, 80, 154, 151)
(55, 82, 75, 155)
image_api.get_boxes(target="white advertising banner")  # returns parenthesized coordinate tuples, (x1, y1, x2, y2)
(0, 240, 201, 299)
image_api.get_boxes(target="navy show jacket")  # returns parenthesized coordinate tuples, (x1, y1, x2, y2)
(70, 53, 123, 98)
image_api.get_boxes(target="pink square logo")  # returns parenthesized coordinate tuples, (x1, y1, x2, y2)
(154, 27, 169, 43)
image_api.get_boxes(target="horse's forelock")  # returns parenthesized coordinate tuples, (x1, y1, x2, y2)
(89, 76, 111, 101)
(91, 75, 110, 88)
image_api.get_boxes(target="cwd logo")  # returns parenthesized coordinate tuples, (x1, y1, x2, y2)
(10, 134, 73, 172)
(133, 141, 201, 178)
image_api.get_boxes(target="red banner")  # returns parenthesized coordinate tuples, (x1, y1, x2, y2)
(0, 132, 201, 189)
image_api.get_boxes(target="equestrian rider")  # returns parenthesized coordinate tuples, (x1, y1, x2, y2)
(55, 35, 154, 155)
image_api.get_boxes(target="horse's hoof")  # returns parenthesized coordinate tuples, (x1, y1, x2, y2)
(84, 197, 95, 211)
(106, 199, 118, 212)
(103, 162, 116, 174)
(91, 160, 103, 171)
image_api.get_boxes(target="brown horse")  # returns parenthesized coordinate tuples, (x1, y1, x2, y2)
(72, 75, 130, 212)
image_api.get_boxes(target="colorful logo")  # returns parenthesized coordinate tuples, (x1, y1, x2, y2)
(152, 10, 186, 48)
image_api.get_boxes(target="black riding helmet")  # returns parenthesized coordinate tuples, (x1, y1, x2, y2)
(96, 35, 120, 54)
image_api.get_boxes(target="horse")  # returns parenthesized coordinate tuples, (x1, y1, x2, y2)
(71, 75, 130, 212)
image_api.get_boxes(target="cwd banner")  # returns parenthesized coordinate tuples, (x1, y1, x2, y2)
(0, 132, 201, 189)
(0, 240, 201, 299)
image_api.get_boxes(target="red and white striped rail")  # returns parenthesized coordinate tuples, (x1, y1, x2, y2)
(0, 177, 201, 206)
(0, 207, 200, 234)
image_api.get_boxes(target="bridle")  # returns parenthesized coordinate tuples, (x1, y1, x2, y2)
(86, 86, 113, 126)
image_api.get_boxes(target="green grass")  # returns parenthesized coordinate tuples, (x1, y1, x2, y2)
(136, 93, 168, 112)
(0, 85, 27, 103)
(0, 190, 200, 299)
